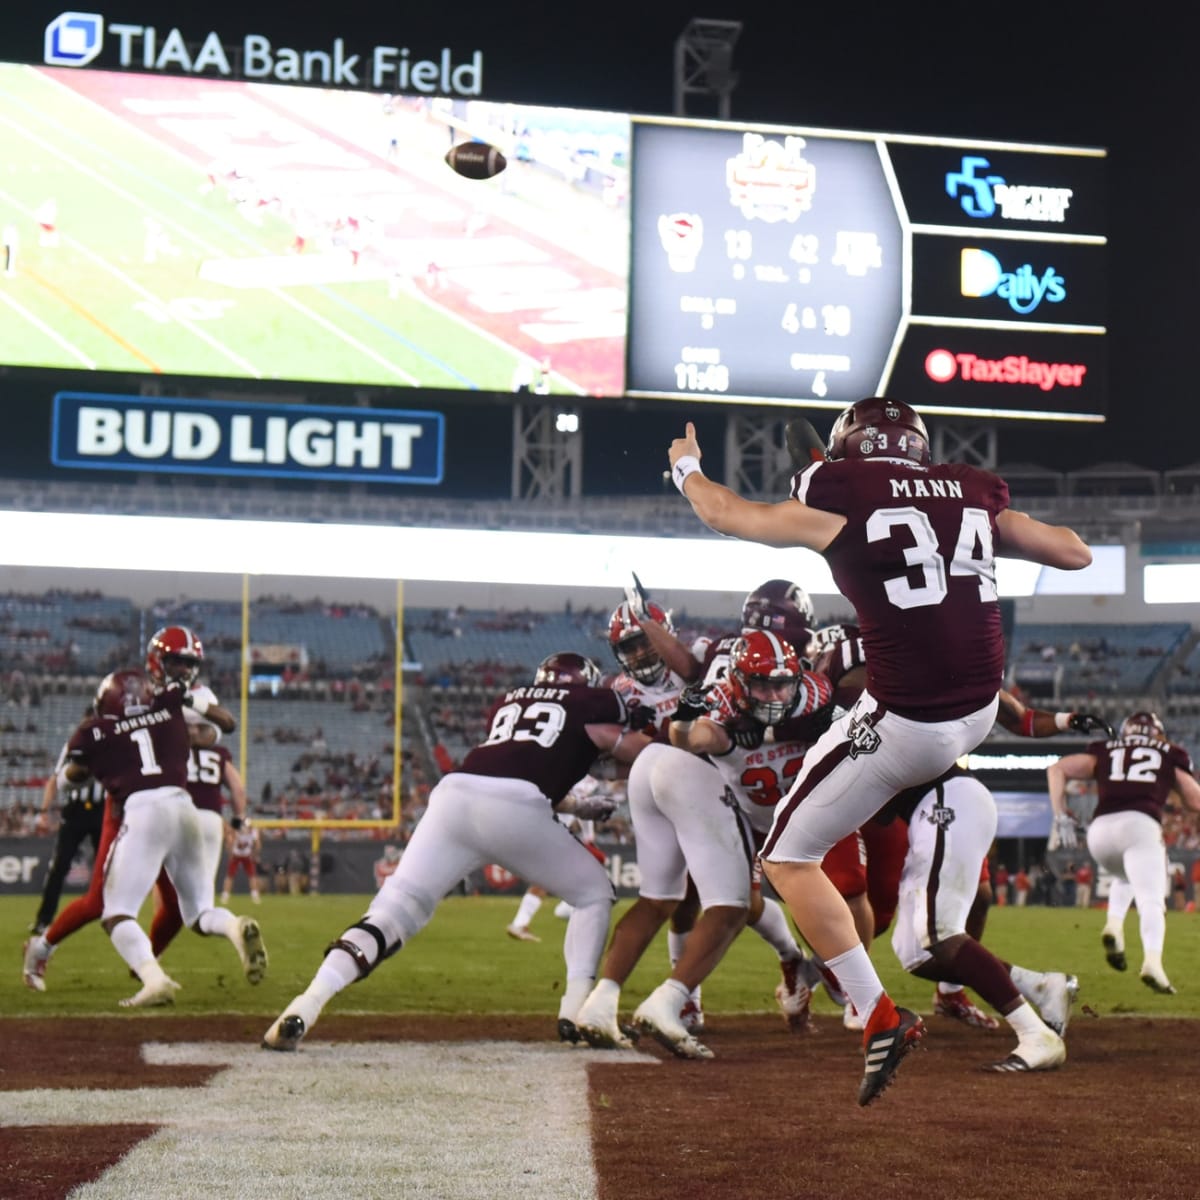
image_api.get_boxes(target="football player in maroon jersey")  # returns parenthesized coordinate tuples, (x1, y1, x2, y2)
(52, 670, 264, 1006)
(1048, 711, 1200, 994)
(262, 653, 655, 1051)
(668, 398, 1091, 1104)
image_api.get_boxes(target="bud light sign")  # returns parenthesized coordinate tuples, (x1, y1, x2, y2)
(52, 392, 444, 484)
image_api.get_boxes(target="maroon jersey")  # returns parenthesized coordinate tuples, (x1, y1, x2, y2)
(67, 690, 190, 803)
(1087, 734, 1194, 824)
(187, 743, 233, 815)
(456, 683, 627, 805)
(793, 457, 1009, 721)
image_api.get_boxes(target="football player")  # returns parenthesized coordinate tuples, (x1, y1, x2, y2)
(1048, 711, 1200, 994)
(49, 670, 263, 1006)
(669, 397, 1092, 1104)
(263, 652, 654, 1051)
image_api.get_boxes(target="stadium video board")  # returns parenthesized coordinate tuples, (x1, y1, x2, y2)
(0, 60, 1106, 421)
(0, 62, 629, 398)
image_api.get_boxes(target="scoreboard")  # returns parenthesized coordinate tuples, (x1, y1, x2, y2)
(627, 121, 1106, 420)
(0, 60, 1106, 428)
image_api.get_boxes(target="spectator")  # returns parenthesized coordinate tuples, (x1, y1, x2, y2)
(993, 863, 1010, 907)
(1075, 861, 1094, 908)
(1013, 867, 1031, 907)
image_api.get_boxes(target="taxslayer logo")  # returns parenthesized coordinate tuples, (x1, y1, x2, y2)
(925, 348, 1087, 392)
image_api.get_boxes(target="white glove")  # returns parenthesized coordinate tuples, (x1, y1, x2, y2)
(1053, 812, 1078, 849)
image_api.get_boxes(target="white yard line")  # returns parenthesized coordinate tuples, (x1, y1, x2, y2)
(0, 285, 97, 368)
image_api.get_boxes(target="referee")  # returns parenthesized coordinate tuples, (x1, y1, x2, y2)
(30, 740, 105, 935)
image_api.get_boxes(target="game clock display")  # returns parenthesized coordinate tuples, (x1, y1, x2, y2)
(627, 120, 1107, 421)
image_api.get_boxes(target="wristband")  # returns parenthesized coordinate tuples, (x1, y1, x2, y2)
(1055, 711, 1072, 732)
(672, 455, 702, 495)
(1020, 709, 1037, 738)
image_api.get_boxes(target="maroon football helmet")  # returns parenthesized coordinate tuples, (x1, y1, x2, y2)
(729, 630, 802, 725)
(94, 669, 155, 720)
(741, 580, 816, 657)
(825, 397, 931, 466)
(608, 601, 673, 685)
(146, 625, 204, 687)
(535, 652, 602, 688)
(1120, 711, 1167, 740)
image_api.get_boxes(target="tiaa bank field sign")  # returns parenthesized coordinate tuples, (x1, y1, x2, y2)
(52, 392, 444, 485)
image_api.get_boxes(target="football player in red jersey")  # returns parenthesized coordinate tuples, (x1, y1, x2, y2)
(263, 653, 654, 1051)
(1048, 711, 1200, 994)
(669, 398, 1091, 1104)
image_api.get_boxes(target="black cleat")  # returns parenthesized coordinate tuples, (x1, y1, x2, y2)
(1102, 932, 1127, 972)
(557, 1018, 581, 1044)
(858, 1007, 925, 1107)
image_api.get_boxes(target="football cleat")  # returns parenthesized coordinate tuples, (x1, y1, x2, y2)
(557, 1018, 581, 1044)
(1102, 931, 1127, 972)
(679, 996, 706, 1035)
(1031, 973, 1079, 1036)
(22, 938, 48, 993)
(775, 957, 813, 1033)
(262, 1013, 308, 1052)
(858, 1003, 925, 1107)
(234, 916, 268, 985)
(1140, 966, 1176, 995)
(843, 1002, 865, 1031)
(506, 923, 541, 943)
(575, 991, 635, 1051)
(983, 1028, 1066, 1073)
(933, 988, 1000, 1031)
(633, 984, 714, 1060)
(119, 975, 181, 1008)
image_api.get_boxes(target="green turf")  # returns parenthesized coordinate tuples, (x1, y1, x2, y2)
(5, 894, 1199, 1022)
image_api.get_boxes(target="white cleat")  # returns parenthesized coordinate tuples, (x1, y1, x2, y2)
(1140, 965, 1176, 995)
(262, 994, 322, 1051)
(1031, 972, 1079, 1035)
(119, 975, 181, 1009)
(984, 1028, 1066, 1073)
(575, 991, 635, 1051)
(775, 957, 813, 1033)
(235, 916, 268, 985)
(22, 938, 49, 993)
(633, 984, 714, 1060)
(505, 923, 541, 943)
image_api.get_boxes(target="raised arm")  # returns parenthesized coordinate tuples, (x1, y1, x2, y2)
(994, 508, 1092, 570)
(670, 716, 732, 757)
(669, 423, 844, 550)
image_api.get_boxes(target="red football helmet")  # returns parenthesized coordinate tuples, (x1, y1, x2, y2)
(1120, 711, 1166, 740)
(741, 580, 816, 657)
(729, 630, 802, 725)
(94, 669, 155, 720)
(146, 625, 204, 687)
(608, 601, 673, 685)
(825, 397, 931, 466)
(535, 652, 602, 688)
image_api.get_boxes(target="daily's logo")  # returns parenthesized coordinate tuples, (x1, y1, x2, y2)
(44, 11, 104, 67)
(961, 248, 1065, 315)
(945, 156, 1073, 224)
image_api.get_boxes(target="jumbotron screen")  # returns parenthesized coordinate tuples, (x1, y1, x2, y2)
(0, 60, 1105, 420)
(627, 122, 1107, 420)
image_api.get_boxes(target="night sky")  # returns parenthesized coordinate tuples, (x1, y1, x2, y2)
(6, 1, 1194, 484)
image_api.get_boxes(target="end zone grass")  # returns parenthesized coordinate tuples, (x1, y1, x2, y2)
(4, 895, 1199, 1021)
